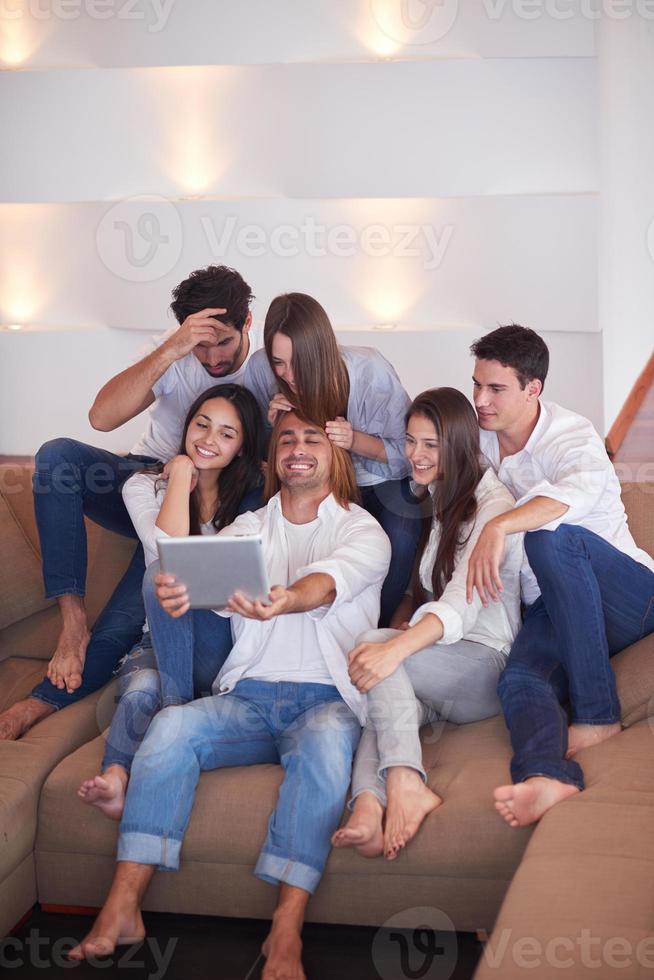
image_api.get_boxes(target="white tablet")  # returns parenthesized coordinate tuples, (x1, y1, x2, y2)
(156, 534, 271, 610)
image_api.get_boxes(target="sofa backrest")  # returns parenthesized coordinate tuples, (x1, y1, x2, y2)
(0, 463, 137, 662)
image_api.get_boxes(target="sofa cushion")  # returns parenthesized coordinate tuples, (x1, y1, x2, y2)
(0, 658, 53, 715)
(0, 493, 52, 631)
(36, 714, 531, 922)
(612, 633, 654, 727)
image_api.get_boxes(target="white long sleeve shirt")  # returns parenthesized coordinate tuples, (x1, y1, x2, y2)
(214, 492, 392, 723)
(122, 471, 214, 568)
(480, 399, 654, 605)
(409, 468, 523, 655)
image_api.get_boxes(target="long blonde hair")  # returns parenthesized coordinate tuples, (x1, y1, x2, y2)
(264, 411, 359, 510)
(264, 293, 350, 424)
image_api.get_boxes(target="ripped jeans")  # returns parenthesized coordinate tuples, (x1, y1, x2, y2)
(101, 567, 234, 774)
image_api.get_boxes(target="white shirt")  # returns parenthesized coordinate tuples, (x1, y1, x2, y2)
(243, 345, 412, 485)
(239, 517, 333, 685)
(214, 492, 392, 723)
(130, 324, 263, 462)
(410, 468, 523, 655)
(480, 400, 654, 605)
(122, 471, 215, 568)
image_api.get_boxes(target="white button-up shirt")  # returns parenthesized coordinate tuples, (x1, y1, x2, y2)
(243, 345, 412, 485)
(480, 399, 654, 605)
(214, 492, 392, 723)
(410, 468, 523, 655)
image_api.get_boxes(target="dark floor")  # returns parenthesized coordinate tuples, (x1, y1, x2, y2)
(5, 905, 484, 979)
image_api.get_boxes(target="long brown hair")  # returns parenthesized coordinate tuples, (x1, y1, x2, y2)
(264, 411, 359, 510)
(152, 384, 265, 534)
(409, 388, 483, 603)
(264, 293, 350, 424)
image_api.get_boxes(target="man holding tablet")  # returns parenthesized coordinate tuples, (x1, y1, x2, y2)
(70, 411, 391, 980)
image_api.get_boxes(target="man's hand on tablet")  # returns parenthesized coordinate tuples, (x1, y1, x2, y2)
(154, 572, 191, 618)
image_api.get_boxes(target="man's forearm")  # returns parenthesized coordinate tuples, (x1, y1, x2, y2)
(285, 573, 337, 613)
(89, 345, 175, 431)
(493, 495, 569, 535)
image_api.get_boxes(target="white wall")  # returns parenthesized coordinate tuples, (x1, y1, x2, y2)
(0, 327, 604, 456)
(1, 1, 608, 454)
(598, 19, 654, 434)
(0, 0, 595, 69)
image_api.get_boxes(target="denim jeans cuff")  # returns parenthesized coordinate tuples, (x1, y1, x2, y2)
(43, 587, 85, 600)
(348, 785, 387, 811)
(27, 693, 63, 711)
(255, 851, 323, 894)
(101, 754, 133, 776)
(511, 766, 584, 792)
(570, 715, 622, 726)
(117, 831, 181, 871)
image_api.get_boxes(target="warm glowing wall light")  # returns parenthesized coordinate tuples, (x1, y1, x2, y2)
(154, 67, 236, 197)
(6, 323, 23, 331)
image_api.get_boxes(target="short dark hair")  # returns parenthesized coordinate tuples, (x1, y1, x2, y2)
(170, 265, 254, 332)
(470, 324, 549, 389)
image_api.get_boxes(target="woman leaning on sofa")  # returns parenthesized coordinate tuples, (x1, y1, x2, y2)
(332, 387, 524, 860)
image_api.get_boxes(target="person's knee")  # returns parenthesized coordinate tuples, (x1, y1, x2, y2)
(525, 525, 584, 565)
(119, 666, 160, 698)
(35, 437, 80, 470)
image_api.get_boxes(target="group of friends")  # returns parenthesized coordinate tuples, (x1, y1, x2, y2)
(2, 265, 653, 980)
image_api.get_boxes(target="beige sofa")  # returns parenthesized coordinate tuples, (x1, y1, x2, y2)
(1, 463, 653, 977)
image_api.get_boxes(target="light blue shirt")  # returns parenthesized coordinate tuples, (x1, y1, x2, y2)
(243, 345, 412, 485)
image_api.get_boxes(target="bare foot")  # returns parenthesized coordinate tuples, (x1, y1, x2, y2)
(566, 722, 622, 757)
(494, 777, 580, 828)
(78, 765, 129, 821)
(262, 922, 306, 980)
(331, 792, 384, 858)
(47, 624, 90, 694)
(67, 896, 145, 960)
(0, 698, 55, 740)
(384, 768, 442, 861)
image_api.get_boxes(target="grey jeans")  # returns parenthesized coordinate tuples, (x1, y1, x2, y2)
(350, 628, 507, 807)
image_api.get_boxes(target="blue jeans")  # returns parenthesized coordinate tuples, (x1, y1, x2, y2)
(118, 680, 361, 893)
(498, 526, 654, 789)
(29, 437, 261, 711)
(29, 438, 158, 710)
(359, 477, 422, 628)
(101, 564, 234, 772)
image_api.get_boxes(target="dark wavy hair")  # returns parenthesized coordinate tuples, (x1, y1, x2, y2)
(170, 265, 254, 333)
(152, 384, 264, 534)
(470, 324, 549, 390)
(408, 388, 484, 603)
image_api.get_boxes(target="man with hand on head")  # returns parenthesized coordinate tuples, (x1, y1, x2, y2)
(1, 265, 261, 741)
(69, 410, 391, 980)
(466, 324, 654, 827)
